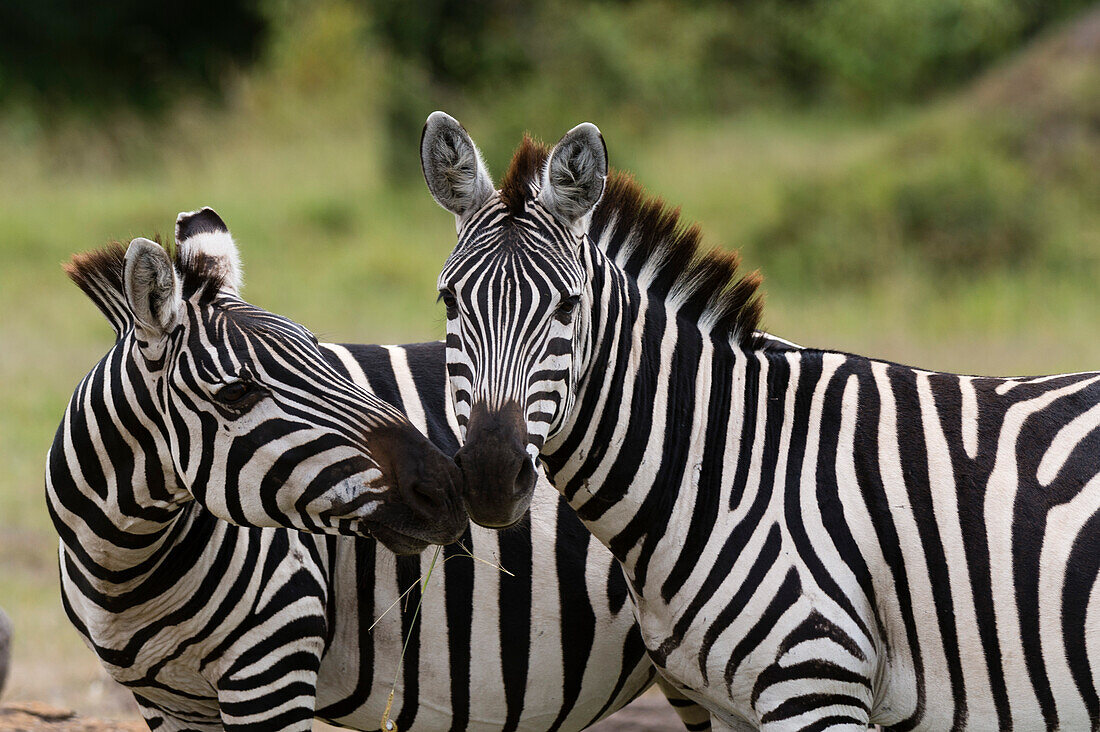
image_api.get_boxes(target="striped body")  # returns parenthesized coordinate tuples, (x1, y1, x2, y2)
(423, 117, 1100, 730)
(53, 339, 664, 730)
(551, 321, 1100, 729)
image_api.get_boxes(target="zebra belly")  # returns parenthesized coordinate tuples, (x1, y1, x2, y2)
(635, 595, 880, 729)
(316, 484, 655, 731)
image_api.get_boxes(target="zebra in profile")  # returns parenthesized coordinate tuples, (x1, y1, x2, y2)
(50, 208, 708, 730)
(422, 112, 1100, 730)
(50, 207, 465, 728)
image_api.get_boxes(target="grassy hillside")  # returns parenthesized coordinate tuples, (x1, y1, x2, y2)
(2, 5, 1100, 716)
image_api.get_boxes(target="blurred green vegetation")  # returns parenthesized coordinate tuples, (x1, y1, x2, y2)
(2, 0, 1100, 718)
(0, 0, 267, 113)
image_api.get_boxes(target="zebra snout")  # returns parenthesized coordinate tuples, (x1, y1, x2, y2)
(397, 453, 464, 525)
(376, 423, 467, 542)
(454, 401, 537, 529)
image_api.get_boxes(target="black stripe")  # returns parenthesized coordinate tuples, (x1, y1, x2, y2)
(551, 499, 597, 729)
(499, 513, 535, 731)
(443, 526, 475, 732)
(888, 365, 967, 728)
(661, 338, 734, 600)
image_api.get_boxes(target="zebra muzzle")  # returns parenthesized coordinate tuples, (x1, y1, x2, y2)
(368, 422, 468, 544)
(454, 401, 537, 528)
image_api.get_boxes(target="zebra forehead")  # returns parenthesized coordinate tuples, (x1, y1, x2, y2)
(448, 221, 579, 269)
(183, 299, 312, 357)
(460, 205, 570, 247)
(447, 246, 583, 297)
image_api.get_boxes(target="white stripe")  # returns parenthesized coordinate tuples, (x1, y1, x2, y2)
(385, 345, 427, 432)
(1037, 398, 1100, 486)
(917, 372, 996, 722)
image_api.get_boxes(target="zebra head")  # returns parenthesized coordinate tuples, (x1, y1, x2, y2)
(423, 112, 606, 527)
(63, 208, 466, 554)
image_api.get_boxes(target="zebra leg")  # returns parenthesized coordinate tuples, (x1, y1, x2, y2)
(215, 643, 323, 730)
(655, 674, 713, 731)
(708, 718, 757, 732)
(215, 671, 318, 730)
(134, 694, 225, 732)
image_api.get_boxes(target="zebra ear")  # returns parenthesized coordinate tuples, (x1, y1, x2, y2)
(175, 207, 242, 293)
(539, 122, 607, 229)
(421, 111, 494, 222)
(124, 237, 182, 342)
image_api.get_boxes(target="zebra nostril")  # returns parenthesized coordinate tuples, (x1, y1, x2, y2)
(514, 457, 536, 497)
(407, 468, 447, 514)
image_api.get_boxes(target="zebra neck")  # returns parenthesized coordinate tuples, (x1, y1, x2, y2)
(47, 342, 193, 576)
(545, 254, 755, 580)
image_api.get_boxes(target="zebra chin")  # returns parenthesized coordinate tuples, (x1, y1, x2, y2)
(454, 401, 538, 528)
(323, 500, 468, 554)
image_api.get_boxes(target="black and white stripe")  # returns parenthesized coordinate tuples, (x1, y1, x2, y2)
(425, 115, 1100, 730)
(49, 211, 706, 729)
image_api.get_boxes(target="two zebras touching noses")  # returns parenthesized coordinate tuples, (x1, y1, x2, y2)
(51, 115, 714, 731)
(79, 111, 621, 552)
(54, 111, 1100, 731)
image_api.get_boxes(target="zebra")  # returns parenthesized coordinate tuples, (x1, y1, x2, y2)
(422, 111, 1100, 730)
(49, 208, 708, 730)
(0, 607, 10, 699)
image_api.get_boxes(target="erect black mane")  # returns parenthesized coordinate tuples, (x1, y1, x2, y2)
(499, 137, 765, 348)
(65, 237, 234, 338)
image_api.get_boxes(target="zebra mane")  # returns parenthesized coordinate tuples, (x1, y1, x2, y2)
(65, 237, 233, 339)
(500, 136, 765, 348)
(500, 134, 549, 215)
(591, 172, 764, 348)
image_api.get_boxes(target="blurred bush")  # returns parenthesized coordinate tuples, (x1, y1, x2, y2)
(756, 139, 1044, 288)
(2, 0, 1093, 152)
(747, 0, 1026, 106)
(366, 0, 1094, 108)
(753, 4, 1100, 289)
(365, 0, 1094, 172)
(1, 0, 1099, 285)
(0, 0, 266, 113)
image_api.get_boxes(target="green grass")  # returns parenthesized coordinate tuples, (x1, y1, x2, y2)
(4, 16, 1100, 716)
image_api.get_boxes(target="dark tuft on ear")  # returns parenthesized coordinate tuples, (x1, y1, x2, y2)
(176, 207, 228, 242)
(175, 207, 242, 294)
(539, 123, 607, 226)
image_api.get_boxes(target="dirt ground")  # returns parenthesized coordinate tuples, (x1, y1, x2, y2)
(588, 694, 687, 731)
(0, 695, 687, 731)
(0, 703, 145, 731)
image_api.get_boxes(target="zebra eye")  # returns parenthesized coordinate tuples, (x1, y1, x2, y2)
(216, 381, 253, 404)
(439, 290, 459, 318)
(556, 295, 580, 318)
